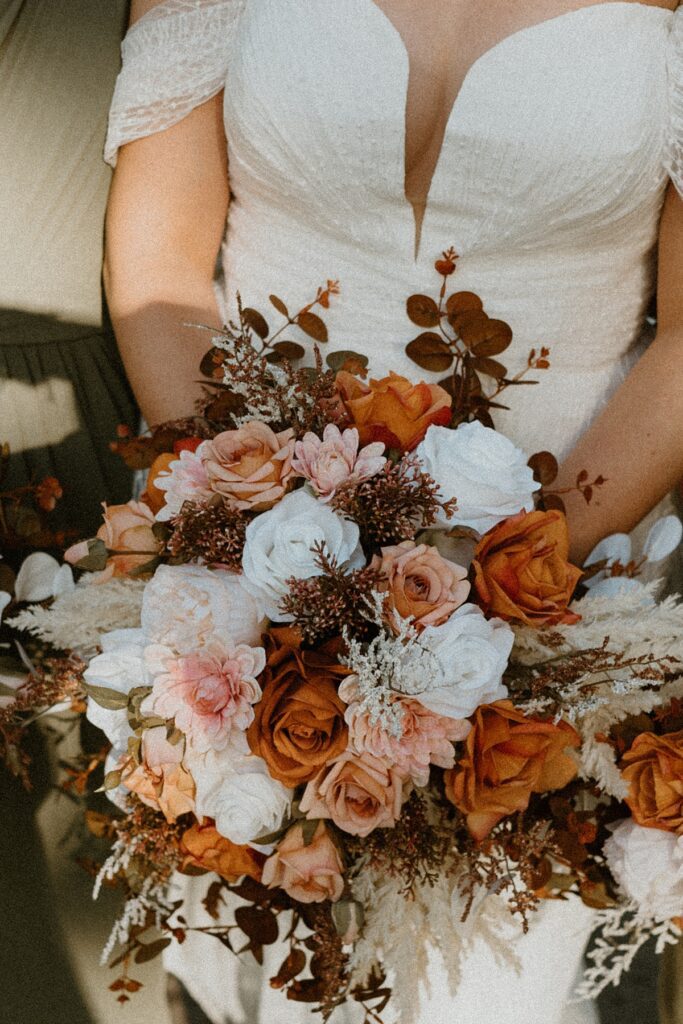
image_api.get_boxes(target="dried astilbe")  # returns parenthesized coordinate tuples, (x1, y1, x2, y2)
(331, 456, 456, 549)
(167, 499, 248, 570)
(281, 542, 383, 645)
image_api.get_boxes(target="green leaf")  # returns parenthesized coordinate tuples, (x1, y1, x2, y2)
(104, 769, 122, 791)
(75, 538, 109, 573)
(301, 818, 320, 847)
(84, 682, 129, 711)
(325, 350, 369, 373)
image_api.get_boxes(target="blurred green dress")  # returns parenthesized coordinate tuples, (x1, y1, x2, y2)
(0, 0, 137, 539)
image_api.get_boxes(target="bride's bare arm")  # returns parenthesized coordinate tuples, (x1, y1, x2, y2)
(557, 182, 683, 563)
(104, 3, 229, 424)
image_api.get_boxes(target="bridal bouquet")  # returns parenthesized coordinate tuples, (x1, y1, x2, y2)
(3, 252, 683, 1021)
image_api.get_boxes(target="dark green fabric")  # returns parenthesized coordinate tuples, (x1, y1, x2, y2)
(0, 308, 138, 538)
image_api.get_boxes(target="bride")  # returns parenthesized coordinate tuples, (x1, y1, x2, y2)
(102, 1, 683, 1022)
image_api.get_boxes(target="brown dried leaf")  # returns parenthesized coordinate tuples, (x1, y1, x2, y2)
(528, 451, 559, 486)
(405, 332, 453, 373)
(242, 308, 270, 340)
(266, 341, 306, 363)
(470, 319, 513, 357)
(269, 294, 289, 318)
(234, 906, 279, 946)
(406, 294, 440, 328)
(270, 948, 307, 989)
(470, 355, 507, 379)
(450, 308, 489, 341)
(544, 493, 566, 513)
(445, 291, 483, 316)
(297, 311, 328, 343)
(134, 938, 172, 964)
(287, 979, 327, 1003)
(326, 350, 369, 374)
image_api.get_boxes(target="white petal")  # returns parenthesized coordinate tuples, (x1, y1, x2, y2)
(52, 564, 76, 596)
(583, 533, 631, 571)
(583, 576, 654, 604)
(0, 591, 11, 622)
(14, 552, 61, 602)
(643, 516, 683, 564)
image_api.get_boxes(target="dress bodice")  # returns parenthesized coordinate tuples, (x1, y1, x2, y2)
(107, 2, 681, 459)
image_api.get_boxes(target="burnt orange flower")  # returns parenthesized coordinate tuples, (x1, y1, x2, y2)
(180, 820, 265, 882)
(335, 371, 451, 452)
(622, 729, 683, 833)
(445, 700, 580, 841)
(35, 476, 63, 512)
(145, 452, 176, 515)
(246, 628, 349, 787)
(472, 510, 582, 627)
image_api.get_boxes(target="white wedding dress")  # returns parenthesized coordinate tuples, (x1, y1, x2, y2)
(105, 2, 683, 1022)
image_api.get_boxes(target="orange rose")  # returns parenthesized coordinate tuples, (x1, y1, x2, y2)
(472, 510, 582, 627)
(622, 729, 683, 833)
(201, 420, 296, 511)
(370, 540, 470, 631)
(335, 371, 451, 452)
(246, 629, 349, 787)
(95, 500, 161, 581)
(262, 821, 344, 903)
(180, 820, 265, 882)
(445, 700, 580, 841)
(145, 452, 176, 515)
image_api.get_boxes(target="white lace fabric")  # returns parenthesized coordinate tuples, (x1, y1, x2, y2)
(665, 6, 683, 194)
(104, 0, 244, 166)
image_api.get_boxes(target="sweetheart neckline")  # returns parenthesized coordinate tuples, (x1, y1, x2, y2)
(363, 0, 674, 260)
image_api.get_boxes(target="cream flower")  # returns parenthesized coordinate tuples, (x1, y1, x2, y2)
(415, 421, 539, 533)
(154, 444, 213, 522)
(604, 819, 683, 921)
(292, 424, 385, 501)
(84, 627, 148, 749)
(141, 564, 266, 652)
(241, 488, 364, 621)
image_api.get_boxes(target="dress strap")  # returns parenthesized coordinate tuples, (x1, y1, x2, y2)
(104, 0, 244, 166)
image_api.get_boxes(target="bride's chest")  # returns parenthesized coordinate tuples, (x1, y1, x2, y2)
(223, 1, 671, 254)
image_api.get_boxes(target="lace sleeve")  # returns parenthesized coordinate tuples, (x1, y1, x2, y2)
(104, 0, 244, 167)
(664, 6, 683, 197)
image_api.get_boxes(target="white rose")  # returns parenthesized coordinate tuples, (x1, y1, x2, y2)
(84, 628, 148, 749)
(190, 747, 291, 846)
(419, 604, 512, 718)
(604, 820, 683, 920)
(415, 422, 539, 533)
(241, 488, 364, 621)
(141, 564, 266, 652)
(14, 552, 74, 603)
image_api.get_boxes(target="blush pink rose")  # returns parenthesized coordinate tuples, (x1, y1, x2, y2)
(262, 821, 344, 903)
(201, 421, 296, 511)
(120, 726, 196, 822)
(143, 640, 265, 754)
(300, 750, 405, 837)
(339, 679, 470, 787)
(153, 444, 214, 522)
(65, 500, 161, 582)
(370, 540, 470, 631)
(292, 424, 385, 501)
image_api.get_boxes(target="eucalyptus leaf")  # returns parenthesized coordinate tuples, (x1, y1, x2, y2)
(84, 682, 129, 711)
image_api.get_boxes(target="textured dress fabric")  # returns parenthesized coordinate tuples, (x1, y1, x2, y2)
(105, 3, 683, 1023)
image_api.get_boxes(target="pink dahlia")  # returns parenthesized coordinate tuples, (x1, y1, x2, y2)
(154, 444, 213, 522)
(339, 679, 470, 787)
(143, 640, 266, 753)
(292, 424, 386, 501)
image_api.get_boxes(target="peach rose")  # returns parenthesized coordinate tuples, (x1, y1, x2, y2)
(622, 729, 683, 833)
(201, 421, 296, 511)
(445, 700, 580, 841)
(180, 820, 265, 881)
(246, 629, 349, 787)
(472, 510, 582, 627)
(262, 821, 344, 903)
(120, 726, 196, 823)
(300, 750, 405, 837)
(335, 371, 451, 452)
(370, 540, 470, 631)
(95, 500, 162, 581)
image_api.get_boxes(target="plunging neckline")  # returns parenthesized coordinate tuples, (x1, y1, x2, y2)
(364, 0, 674, 260)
